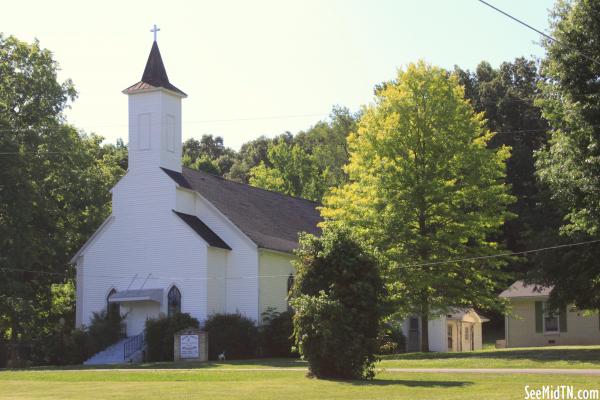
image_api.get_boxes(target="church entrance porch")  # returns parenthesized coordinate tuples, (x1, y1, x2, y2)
(108, 288, 163, 337)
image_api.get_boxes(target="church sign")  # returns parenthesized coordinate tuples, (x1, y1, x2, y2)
(174, 328, 208, 362)
(180, 335, 199, 358)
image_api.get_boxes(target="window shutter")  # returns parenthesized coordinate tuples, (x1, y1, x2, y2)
(535, 301, 543, 333)
(559, 306, 567, 333)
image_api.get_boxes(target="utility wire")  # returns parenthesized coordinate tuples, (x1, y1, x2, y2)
(477, 0, 600, 67)
(403, 238, 600, 268)
(2, 238, 600, 281)
(0, 113, 328, 133)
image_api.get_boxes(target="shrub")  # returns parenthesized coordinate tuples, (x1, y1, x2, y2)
(85, 310, 125, 353)
(377, 320, 406, 355)
(145, 313, 199, 362)
(204, 313, 259, 360)
(290, 227, 385, 380)
(0, 338, 6, 368)
(260, 308, 296, 358)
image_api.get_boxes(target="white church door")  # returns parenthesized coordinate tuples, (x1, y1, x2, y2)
(122, 302, 160, 337)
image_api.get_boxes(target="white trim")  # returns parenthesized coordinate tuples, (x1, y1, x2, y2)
(69, 215, 115, 263)
(122, 85, 187, 99)
(109, 170, 129, 194)
(171, 210, 213, 249)
(258, 247, 294, 257)
(542, 302, 560, 335)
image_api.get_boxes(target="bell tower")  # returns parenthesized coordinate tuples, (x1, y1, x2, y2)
(123, 29, 187, 173)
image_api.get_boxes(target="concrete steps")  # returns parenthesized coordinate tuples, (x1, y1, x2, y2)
(83, 338, 128, 365)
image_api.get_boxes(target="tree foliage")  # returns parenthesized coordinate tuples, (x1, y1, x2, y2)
(0, 34, 126, 366)
(290, 227, 385, 380)
(454, 59, 558, 258)
(530, 0, 600, 309)
(322, 61, 514, 350)
(248, 107, 356, 201)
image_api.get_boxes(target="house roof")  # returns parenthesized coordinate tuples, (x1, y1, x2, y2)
(173, 210, 231, 250)
(499, 280, 553, 299)
(162, 167, 322, 254)
(123, 41, 187, 97)
(446, 308, 489, 323)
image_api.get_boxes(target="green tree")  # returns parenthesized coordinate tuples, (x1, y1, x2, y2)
(532, 0, 600, 309)
(249, 139, 325, 201)
(290, 227, 385, 380)
(322, 61, 514, 351)
(453, 59, 563, 290)
(248, 108, 357, 201)
(0, 35, 125, 365)
(182, 135, 237, 176)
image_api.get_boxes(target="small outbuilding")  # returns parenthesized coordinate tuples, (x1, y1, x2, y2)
(403, 309, 488, 352)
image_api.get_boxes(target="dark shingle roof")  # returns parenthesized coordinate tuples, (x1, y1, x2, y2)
(123, 41, 187, 97)
(162, 167, 322, 253)
(173, 210, 231, 250)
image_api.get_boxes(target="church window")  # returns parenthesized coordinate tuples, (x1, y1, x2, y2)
(166, 114, 175, 152)
(287, 273, 294, 295)
(138, 113, 151, 150)
(168, 286, 181, 317)
(107, 288, 120, 317)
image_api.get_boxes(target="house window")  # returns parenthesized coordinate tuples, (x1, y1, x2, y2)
(168, 286, 181, 317)
(543, 305, 559, 334)
(107, 288, 120, 317)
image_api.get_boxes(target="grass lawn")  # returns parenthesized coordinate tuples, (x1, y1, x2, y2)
(1, 369, 598, 400)
(380, 345, 600, 369)
(1, 346, 598, 399)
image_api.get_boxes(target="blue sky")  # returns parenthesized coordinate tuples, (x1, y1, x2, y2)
(2, 0, 555, 149)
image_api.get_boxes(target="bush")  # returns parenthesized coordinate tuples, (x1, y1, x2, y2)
(0, 338, 6, 368)
(377, 320, 406, 355)
(260, 308, 296, 358)
(85, 310, 125, 353)
(290, 227, 385, 380)
(204, 313, 259, 360)
(145, 313, 199, 362)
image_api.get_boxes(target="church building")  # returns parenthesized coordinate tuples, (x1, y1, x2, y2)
(71, 38, 321, 341)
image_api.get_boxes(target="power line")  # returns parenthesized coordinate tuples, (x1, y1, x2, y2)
(2, 237, 599, 281)
(0, 266, 293, 282)
(403, 238, 600, 268)
(0, 113, 328, 133)
(477, 0, 600, 67)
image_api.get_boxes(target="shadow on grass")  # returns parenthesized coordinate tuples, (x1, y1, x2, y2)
(349, 379, 472, 388)
(22, 358, 308, 371)
(380, 346, 600, 365)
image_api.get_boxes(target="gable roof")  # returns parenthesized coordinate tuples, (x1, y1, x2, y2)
(173, 210, 231, 250)
(162, 167, 322, 253)
(123, 41, 187, 97)
(499, 280, 553, 299)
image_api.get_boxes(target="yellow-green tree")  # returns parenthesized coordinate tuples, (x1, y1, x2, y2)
(321, 61, 514, 351)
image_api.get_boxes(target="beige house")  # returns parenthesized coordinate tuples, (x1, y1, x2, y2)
(500, 280, 600, 348)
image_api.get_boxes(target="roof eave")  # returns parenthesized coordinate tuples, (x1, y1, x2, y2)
(122, 83, 187, 98)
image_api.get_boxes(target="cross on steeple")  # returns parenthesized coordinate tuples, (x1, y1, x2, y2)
(150, 24, 160, 42)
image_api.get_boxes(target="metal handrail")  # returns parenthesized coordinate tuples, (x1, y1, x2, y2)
(123, 332, 145, 360)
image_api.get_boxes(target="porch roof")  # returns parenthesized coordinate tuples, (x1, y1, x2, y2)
(108, 289, 163, 303)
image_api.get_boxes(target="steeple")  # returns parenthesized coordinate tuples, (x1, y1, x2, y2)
(123, 39, 187, 97)
(123, 32, 186, 173)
